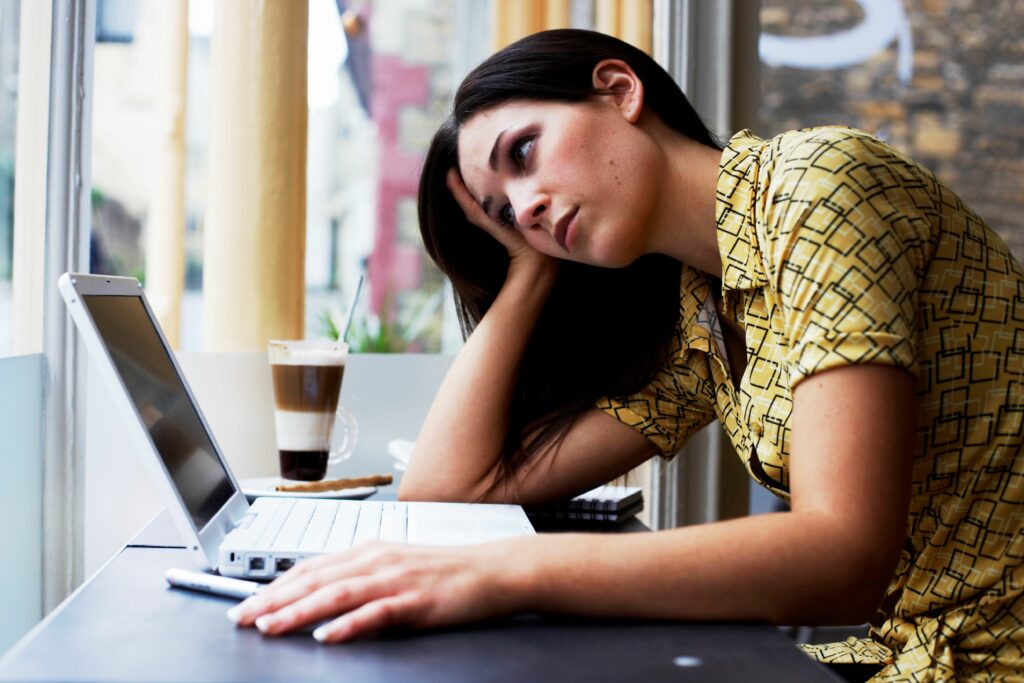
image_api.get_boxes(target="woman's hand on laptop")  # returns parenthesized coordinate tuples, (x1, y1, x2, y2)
(226, 540, 534, 642)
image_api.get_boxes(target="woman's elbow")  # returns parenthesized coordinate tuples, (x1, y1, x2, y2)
(397, 476, 481, 503)
(397, 478, 453, 502)
(773, 541, 898, 626)
(396, 478, 422, 502)
(814, 575, 888, 626)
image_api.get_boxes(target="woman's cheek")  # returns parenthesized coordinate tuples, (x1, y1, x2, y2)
(522, 230, 557, 258)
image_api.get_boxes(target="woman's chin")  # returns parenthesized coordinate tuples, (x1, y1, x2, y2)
(586, 243, 644, 269)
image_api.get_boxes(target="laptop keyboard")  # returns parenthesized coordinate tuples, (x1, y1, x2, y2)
(246, 499, 409, 551)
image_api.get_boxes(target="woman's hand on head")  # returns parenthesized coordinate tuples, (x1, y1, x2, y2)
(446, 169, 556, 278)
(226, 541, 528, 643)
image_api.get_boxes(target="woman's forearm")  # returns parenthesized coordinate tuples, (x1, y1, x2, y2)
(501, 511, 896, 626)
(399, 259, 558, 502)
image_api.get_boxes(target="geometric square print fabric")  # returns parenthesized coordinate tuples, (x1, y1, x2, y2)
(599, 127, 1024, 681)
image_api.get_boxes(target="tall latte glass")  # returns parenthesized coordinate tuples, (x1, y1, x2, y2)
(268, 340, 358, 481)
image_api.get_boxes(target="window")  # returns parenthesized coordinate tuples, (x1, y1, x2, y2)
(759, 0, 1024, 264)
(0, 0, 19, 357)
(89, 0, 471, 353)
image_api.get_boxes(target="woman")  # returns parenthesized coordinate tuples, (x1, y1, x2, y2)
(229, 30, 1023, 681)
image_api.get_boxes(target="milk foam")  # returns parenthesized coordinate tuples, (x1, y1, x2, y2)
(274, 410, 335, 451)
(269, 344, 346, 366)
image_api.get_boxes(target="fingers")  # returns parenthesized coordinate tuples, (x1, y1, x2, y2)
(445, 168, 491, 228)
(250, 575, 388, 637)
(445, 169, 516, 240)
(446, 168, 542, 266)
(224, 543, 507, 645)
(312, 594, 426, 644)
(227, 546, 383, 624)
(229, 567, 343, 626)
(266, 547, 367, 590)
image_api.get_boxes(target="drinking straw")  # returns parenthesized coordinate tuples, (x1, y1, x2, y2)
(341, 274, 364, 343)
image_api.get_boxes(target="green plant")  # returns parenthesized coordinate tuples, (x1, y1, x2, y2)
(320, 287, 443, 353)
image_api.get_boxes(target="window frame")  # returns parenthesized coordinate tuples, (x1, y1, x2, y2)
(41, 0, 95, 610)
(649, 0, 759, 530)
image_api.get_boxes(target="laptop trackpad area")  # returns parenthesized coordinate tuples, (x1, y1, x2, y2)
(407, 503, 534, 545)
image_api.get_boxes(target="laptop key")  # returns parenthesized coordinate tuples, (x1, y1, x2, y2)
(352, 502, 383, 545)
(253, 499, 295, 548)
(272, 500, 316, 549)
(324, 504, 359, 551)
(297, 501, 339, 552)
(378, 504, 407, 543)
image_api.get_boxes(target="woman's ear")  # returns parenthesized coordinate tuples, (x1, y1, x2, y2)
(592, 59, 644, 123)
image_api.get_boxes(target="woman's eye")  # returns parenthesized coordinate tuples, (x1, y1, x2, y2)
(498, 203, 516, 228)
(509, 136, 534, 168)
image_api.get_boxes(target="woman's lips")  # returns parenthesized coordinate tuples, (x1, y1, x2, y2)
(554, 206, 578, 251)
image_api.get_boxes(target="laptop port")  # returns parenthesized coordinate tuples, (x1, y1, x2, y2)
(275, 558, 295, 572)
(248, 556, 266, 571)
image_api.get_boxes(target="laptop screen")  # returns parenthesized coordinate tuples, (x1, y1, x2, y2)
(82, 294, 235, 531)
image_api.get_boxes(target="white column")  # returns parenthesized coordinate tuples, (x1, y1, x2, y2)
(11, 0, 53, 356)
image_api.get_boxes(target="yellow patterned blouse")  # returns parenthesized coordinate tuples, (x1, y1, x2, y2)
(599, 127, 1024, 681)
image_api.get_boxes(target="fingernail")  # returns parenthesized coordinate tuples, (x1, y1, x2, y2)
(312, 626, 328, 643)
(226, 606, 242, 623)
(255, 615, 274, 632)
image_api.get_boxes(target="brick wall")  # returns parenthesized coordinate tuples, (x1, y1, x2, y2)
(760, 0, 1024, 263)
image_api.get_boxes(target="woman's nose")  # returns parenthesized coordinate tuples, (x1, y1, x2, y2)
(510, 184, 548, 229)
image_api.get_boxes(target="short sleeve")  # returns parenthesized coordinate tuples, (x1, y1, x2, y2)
(757, 129, 935, 388)
(597, 350, 717, 456)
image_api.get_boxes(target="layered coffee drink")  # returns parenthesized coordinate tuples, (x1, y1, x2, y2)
(269, 341, 353, 480)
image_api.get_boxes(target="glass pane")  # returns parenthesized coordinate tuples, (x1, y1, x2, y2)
(305, 0, 458, 353)
(90, 0, 204, 347)
(90, 0, 150, 282)
(0, 1, 19, 357)
(759, 0, 1024, 263)
(0, 0, 46, 653)
(89, 0, 472, 353)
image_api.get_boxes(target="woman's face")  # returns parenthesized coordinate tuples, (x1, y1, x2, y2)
(456, 98, 664, 267)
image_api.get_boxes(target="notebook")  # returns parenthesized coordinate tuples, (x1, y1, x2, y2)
(59, 272, 535, 579)
(528, 485, 644, 524)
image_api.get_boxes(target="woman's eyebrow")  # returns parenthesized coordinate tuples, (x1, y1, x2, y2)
(488, 129, 507, 171)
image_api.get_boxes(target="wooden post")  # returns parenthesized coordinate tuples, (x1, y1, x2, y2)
(597, 0, 652, 55)
(203, 0, 309, 351)
(619, 0, 652, 54)
(144, 0, 189, 348)
(492, 0, 544, 51)
(544, 0, 570, 30)
(595, 0, 620, 38)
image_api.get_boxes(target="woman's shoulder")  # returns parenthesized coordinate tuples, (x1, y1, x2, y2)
(745, 125, 938, 217)
(757, 125, 915, 173)
(748, 125, 942, 279)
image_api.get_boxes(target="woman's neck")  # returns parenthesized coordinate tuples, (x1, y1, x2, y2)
(644, 125, 724, 278)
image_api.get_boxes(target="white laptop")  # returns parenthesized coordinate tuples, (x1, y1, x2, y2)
(59, 273, 535, 579)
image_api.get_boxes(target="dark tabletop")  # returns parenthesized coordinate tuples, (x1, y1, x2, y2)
(0, 505, 841, 682)
(0, 546, 840, 683)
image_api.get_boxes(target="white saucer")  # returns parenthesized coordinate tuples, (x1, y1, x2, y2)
(239, 477, 377, 500)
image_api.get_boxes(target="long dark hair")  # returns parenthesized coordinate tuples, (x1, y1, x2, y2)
(417, 29, 721, 495)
